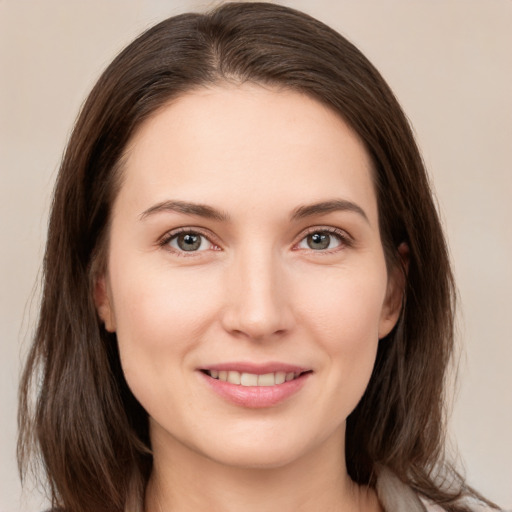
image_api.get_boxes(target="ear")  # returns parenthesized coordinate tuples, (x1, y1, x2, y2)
(94, 273, 116, 332)
(378, 243, 409, 339)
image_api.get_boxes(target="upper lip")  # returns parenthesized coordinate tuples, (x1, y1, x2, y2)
(199, 362, 310, 375)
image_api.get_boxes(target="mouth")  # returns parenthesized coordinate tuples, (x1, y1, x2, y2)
(198, 365, 313, 408)
(200, 369, 312, 386)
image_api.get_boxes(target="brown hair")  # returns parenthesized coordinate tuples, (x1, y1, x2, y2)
(18, 3, 495, 511)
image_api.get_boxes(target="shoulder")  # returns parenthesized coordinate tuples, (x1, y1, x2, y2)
(376, 467, 429, 511)
(422, 492, 510, 512)
(376, 467, 506, 512)
(422, 501, 508, 512)
(422, 502, 446, 512)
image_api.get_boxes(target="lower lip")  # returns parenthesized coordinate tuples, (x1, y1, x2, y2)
(199, 371, 311, 408)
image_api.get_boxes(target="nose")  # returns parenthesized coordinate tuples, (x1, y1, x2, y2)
(221, 246, 294, 341)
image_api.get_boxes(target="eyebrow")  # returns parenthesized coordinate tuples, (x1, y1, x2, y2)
(291, 199, 369, 223)
(139, 200, 230, 222)
(139, 198, 369, 224)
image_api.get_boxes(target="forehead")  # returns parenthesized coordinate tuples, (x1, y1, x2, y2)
(117, 83, 377, 223)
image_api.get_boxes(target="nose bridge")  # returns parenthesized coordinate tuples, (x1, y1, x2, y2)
(223, 242, 291, 340)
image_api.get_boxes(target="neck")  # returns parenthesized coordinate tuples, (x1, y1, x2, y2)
(145, 424, 381, 512)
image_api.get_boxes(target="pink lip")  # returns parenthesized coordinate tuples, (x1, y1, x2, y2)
(197, 362, 312, 409)
(201, 362, 308, 374)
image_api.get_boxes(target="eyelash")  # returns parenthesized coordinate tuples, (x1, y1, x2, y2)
(295, 226, 353, 253)
(158, 226, 352, 256)
(159, 228, 220, 257)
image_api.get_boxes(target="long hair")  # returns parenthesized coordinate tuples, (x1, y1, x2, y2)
(18, 3, 493, 511)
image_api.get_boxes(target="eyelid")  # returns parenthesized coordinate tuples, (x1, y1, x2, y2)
(292, 226, 353, 251)
(157, 225, 353, 256)
(158, 227, 221, 256)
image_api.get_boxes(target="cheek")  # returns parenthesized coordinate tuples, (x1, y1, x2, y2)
(108, 261, 229, 429)
(295, 263, 387, 407)
(109, 260, 222, 383)
(297, 263, 388, 346)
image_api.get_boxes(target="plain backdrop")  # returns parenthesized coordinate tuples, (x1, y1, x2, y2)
(1, 1, 511, 511)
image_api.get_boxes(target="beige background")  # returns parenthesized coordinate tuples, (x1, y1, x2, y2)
(1, 1, 511, 511)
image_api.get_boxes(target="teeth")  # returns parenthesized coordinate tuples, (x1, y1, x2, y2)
(208, 370, 301, 386)
(240, 372, 258, 386)
(257, 373, 275, 386)
(275, 371, 286, 385)
(227, 371, 241, 385)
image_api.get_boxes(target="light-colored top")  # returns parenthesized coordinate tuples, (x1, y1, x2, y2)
(376, 466, 500, 512)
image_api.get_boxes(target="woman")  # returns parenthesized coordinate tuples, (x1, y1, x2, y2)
(17, 3, 502, 512)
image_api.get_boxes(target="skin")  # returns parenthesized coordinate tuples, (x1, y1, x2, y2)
(96, 84, 404, 512)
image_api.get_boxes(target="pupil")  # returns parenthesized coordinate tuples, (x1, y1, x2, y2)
(308, 232, 330, 250)
(178, 233, 201, 251)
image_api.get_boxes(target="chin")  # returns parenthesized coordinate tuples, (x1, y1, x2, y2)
(194, 424, 335, 471)
(206, 443, 305, 470)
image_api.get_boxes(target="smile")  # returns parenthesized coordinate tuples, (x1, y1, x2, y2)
(203, 369, 305, 386)
(199, 365, 312, 408)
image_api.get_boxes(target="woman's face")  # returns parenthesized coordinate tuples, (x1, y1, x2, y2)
(96, 84, 403, 469)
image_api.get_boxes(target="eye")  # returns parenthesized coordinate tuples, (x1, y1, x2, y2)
(162, 229, 217, 254)
(296, 229, 347, 251)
